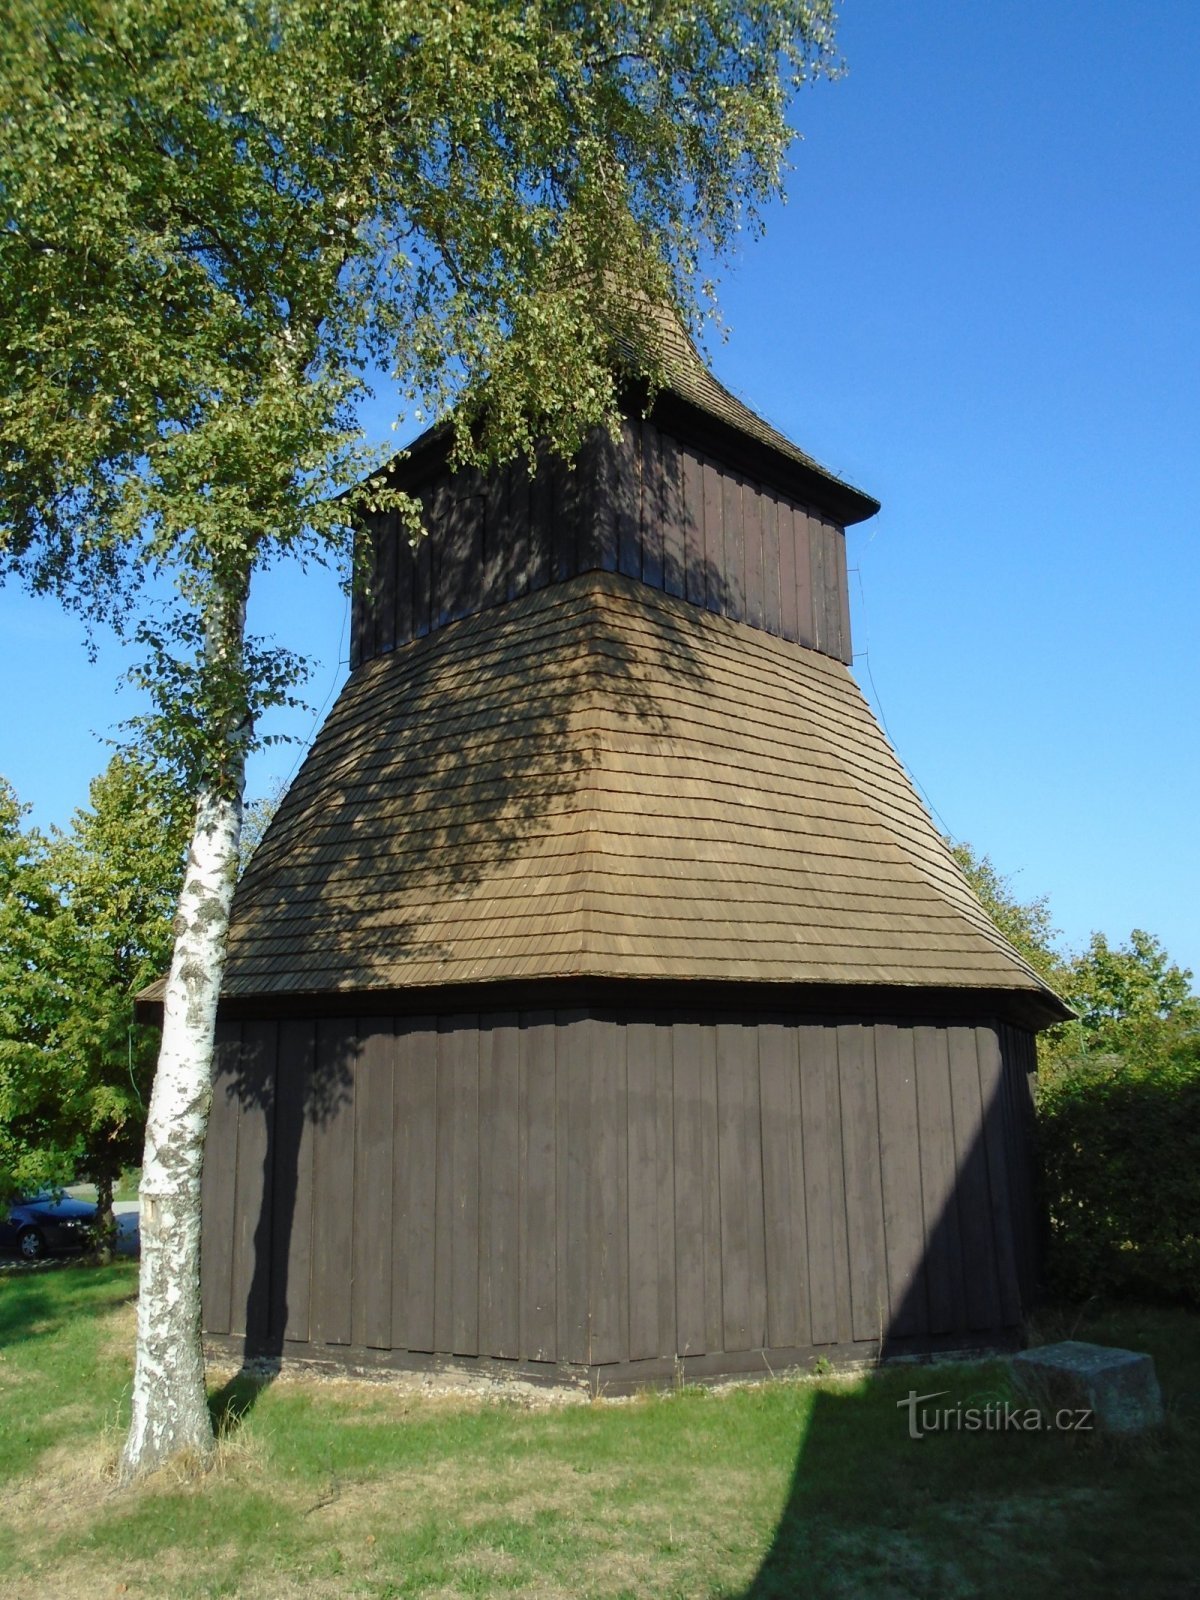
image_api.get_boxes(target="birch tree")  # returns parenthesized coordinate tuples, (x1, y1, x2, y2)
(0, 0, 842, 1481)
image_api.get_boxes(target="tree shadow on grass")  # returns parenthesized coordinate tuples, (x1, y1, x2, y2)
(0, 1260, 136, 1351)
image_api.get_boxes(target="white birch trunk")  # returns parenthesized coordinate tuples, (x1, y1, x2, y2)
(120, 588, 248, 1484)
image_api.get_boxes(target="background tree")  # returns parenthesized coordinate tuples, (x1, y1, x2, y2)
(46, 754, 191, 1253)
(0, 780, 78, 1201)
(0, 759, 189, 1251)
(0, 0, 843, 1479)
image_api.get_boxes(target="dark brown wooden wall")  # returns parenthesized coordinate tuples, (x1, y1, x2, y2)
(350, 420, 852, 673)
(201, 1008, 1037, 1382)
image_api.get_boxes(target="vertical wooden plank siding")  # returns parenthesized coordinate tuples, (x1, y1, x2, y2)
(230, 1018, 275, 1342)
(974, 1026, 1023, 1325)
(743, 484, 764, 631)
(449, 1020, 481, 1357)
(478, 1014, 520, 1359)
(914, 1026, 967, 1335)
(874, 1024, 927, 1338)
(837, 1025, 888, 1345)
(616, 419, 641, 580)
(354, 424, 853, 669)
(205, 1011, 1040, 1372)
(653, 1024, 678, 1359)
(640, 420, 665, 591)
(310, 1019, 355, 1345)
(400, 1017, 437, 1352)
(561, 1012, 591, 1365)
(660, 434, 686, 598)
(799, 1025, 838, 1345)
(697, 1023, 725, 1353)
(520, 1017, 558, 1360)
(201, 1020, 243, 1337)
(761, 494, 781, 638)
(682, 446, 707, 608)
(671, 1022, 707, 1356)
(758, 1023, 801, 1349)
(626, 1021, 661, 1361)
(715, 1023, 752, 1352)
(377, 518, 397, 655)
(275, 1016, 316, 1343)
(352, 1021, 395, 1349)
(794, 508, 814, 650)
(947, 1029, 1001, 1331)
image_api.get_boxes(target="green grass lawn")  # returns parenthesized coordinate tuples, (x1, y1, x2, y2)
(0, 1263, 1197, 1599)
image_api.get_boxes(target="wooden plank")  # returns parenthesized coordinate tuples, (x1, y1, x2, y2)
(520, 1016, 557, 1360)
(552, 452, 579, 583)
(275, 1017, 316, 1344)
(349, 530, 366, 669)
(482, 462, 510, 609)
(682, 446, 707, 607)
(758, 1023, 801, 1349)
(722, 472, 745, 622)
(701, 458, 724, 614)
(743, 483, 764, 631)
(716, 1023, 751, 1352)
(654, 1023, 677, 1360)
(230, 1018, 275, 1344)
(311, 1018, 356, 1346)
(626, 1021, 660, 1361)
(587, 1019, 627, 1364)
(874, 1024, 927, 1338)
(585, 429, 619, 574)
(616, 418, 641, 579)
(640, 420, 665, 591)
(437, 486, 483, 626)
(447, 1019, 480, 1357)
(672, 1022, 706, 1356)
(412, 489, 434, 639)
(394, 512, 415, 648)
(528, 448, 554, 590)
(837, 1024, 888, 1346)
(974, 1026, 1022, 1326)
(794, 508, 815, 648)
(914, 1026, 966, 1335)
(352, 1021, 395, 1350)
(799, 1025, 838, 1346)
(948, 1028, 1001, 1332)
(377, 517, 397, 655)
(761, 494, 781, 638)
(561, 1012, 591, 1365)
(777, 499, 799, 643)
(698, 1023, 723, 1353)
(201, 1020, 242, 1336)
(809, 513, 828, 653)
(478, 1014, 520, 1359)
(834, 526, 852, 663)
(400, 1017, 438, 1353)
(660, 433, 686, 598)
(505, 463, 532, 601)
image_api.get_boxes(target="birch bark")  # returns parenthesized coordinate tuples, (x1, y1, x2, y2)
(119, 583, 249, 1484)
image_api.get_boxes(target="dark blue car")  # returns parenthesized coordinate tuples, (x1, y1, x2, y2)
(0, 1192, 96, 1260)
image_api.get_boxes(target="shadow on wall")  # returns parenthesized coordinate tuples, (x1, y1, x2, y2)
(734, 1055, 1040, 1598)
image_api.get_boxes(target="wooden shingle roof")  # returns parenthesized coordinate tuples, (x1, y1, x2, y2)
(208, 573, 1065, 1020)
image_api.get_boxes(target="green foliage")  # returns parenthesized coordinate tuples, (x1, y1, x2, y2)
(0, 0, 842, 795)
(950, 840, 1064, 988)
(1039, 1051, 1200, 1307)
(0, 758, 189, 1203)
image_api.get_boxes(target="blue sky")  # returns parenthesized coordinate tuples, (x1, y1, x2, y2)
(1, 0, 1196, 982)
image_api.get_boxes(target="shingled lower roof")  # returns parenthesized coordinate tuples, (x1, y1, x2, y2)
(200, 574, 1064, 1021)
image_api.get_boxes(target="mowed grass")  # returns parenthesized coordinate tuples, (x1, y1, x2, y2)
(0, 1263, 1198, 1600)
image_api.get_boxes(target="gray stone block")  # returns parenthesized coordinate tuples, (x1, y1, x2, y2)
(1012, 1340, 1164, 1434)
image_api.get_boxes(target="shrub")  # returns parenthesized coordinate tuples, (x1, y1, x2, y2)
(1038, 1051, 1200, 1306)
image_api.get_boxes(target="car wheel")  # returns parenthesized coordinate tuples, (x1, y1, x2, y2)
(17, 1226, 45, 1261)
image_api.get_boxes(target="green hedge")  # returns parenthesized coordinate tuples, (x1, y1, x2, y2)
(1037, 1054, 1200, 1306)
